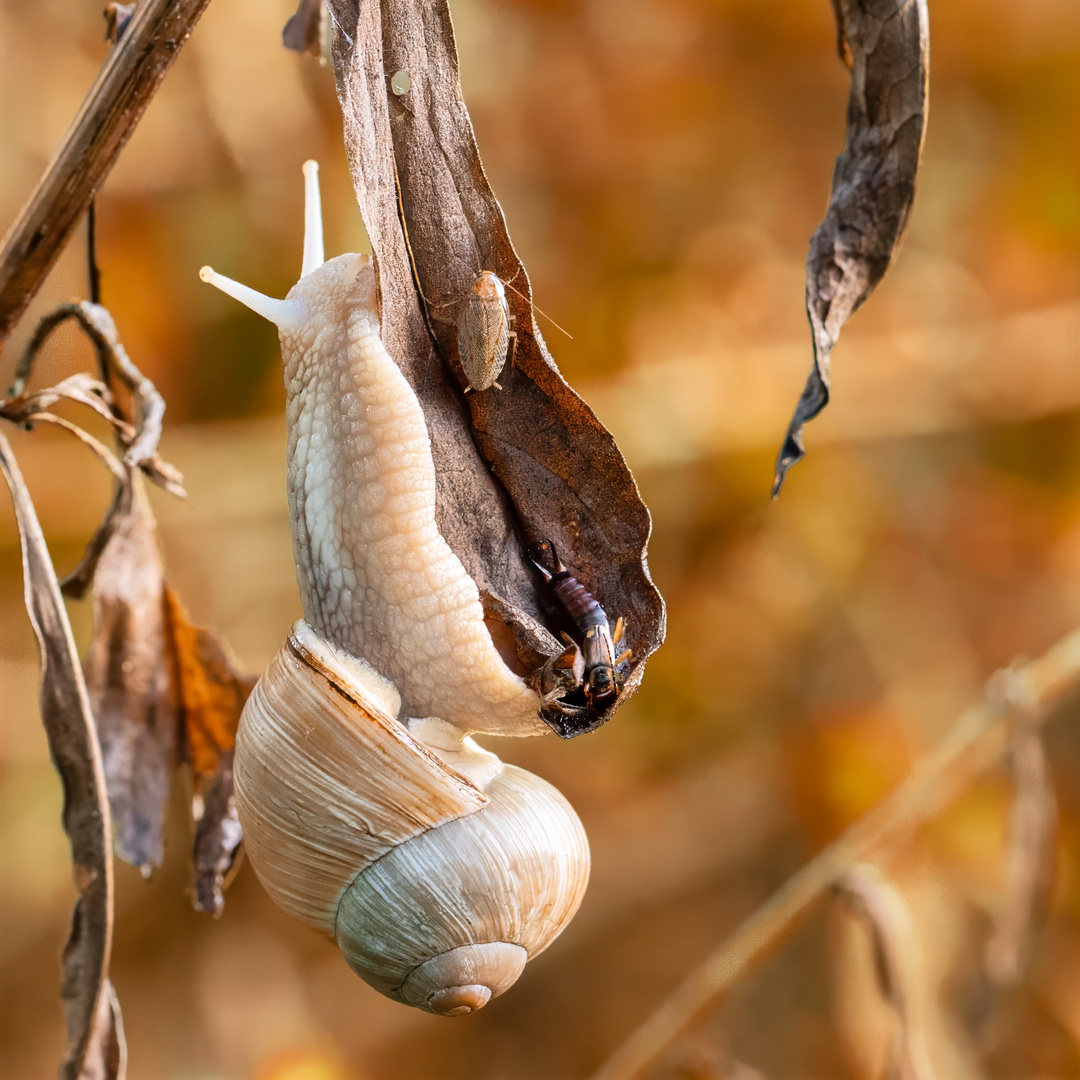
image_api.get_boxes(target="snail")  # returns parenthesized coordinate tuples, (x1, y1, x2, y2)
(199, 161, 590, 1015)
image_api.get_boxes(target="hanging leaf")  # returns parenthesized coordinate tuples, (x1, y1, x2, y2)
(283, 0, 324, 57)
(191, 750, 244, 916)
(324, 0, 665, 736)
(773, 0, 929, 495)
(82, 474, 179, 875)
(77, 980, 126, 1080)
(163, 588, 252, 913)
(165, 587, 254, 783)
(0, 431, 124, 1080)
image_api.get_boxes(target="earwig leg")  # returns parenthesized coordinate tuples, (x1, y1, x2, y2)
(615, 649, 632, 666)
(527, 545, 554, 581)
(559, 631, 576, 648)
(612, 616, 625, 644)
(463, 384, 474, 394)
(547, 539, 567, 575)
(493, 380, 503, 390)
(553, 644, 578, 671)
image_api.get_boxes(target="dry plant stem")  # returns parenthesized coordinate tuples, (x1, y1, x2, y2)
(0, 429, 120, 1080)
(11, 302, 168, 471)
(837, 866, 937, 1080)
(590, 630, 1080, 1080)
(0, 0, 212, 344)
(984, 712, 1057, 985)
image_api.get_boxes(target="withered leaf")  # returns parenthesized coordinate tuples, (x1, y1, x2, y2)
(191, 750, 244, 916)
(283, 0, 324, 57)
(78, 980, 126, 1080)
(325, 0, 665, 736)
(0, 431, 118, 1080)
(164, 587, 255, 782)
(773, 0, 929, 495)
(82, 473, 178, 874)
(163, 591, 252, 914)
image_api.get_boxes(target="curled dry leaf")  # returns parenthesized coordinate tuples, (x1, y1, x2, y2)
(78, 980, 126, 1080)
(31, 379, 249, 900)
(164, 588, 253, 913)
(773, 0, 929, 495)
(77, 472, 249, 900)
(191, 751, 244, 916)
(324, 0, 664, 737)
(82, 473, 178, 874)
(5, 304, 245, 904)
(164, 587, 255, 784)
(80, 481, 251, 901)
(0, 431, 119, 1080)
(283, 0, 325, 58)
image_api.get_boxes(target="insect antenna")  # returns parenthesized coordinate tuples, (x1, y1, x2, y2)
(502, 278, 573, 341)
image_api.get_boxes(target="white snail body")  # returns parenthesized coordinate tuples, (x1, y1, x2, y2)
(200, 162, 590, 1014)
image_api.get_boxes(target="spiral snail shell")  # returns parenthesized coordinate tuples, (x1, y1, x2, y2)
(199, 162, 590, 1014)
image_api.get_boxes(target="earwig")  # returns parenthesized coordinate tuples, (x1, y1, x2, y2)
(530, 541, 629, 709)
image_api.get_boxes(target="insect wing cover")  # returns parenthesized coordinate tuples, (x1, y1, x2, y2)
(457, 271, 510, 391)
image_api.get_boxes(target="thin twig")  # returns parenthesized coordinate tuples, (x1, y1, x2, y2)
(0, 0, 213, 345)
(836, 865, 937, 1080)
(8, 304, 182, 493)
(87, 202, 102, 310)
(984, 710, 1057, 986)
(589, 632, 1080, 1080)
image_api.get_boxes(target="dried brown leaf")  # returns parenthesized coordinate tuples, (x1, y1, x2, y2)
(325, 0, 664, 736)
(0, 431, 118, 1080)
(76, 465, 250, 898)
(164, 587, 254, 781)
(79, 980, 126, 1080)
(283, 0, 324, 57)
(191, 750, 244, 916)
(773, 0, 929, 495)
(82, 473, 179, 874)
(163, 591, 252, 913)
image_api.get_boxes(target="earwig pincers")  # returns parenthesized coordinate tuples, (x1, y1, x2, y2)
(530, 541, 629, 709)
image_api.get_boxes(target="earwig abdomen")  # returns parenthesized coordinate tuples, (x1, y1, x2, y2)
(551, 575, 603, 627)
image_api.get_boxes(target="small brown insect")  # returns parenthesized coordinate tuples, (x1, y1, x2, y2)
(457, 271, 515, 392)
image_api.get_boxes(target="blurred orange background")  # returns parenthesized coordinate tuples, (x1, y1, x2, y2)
(4, 0, 1080, 1077)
